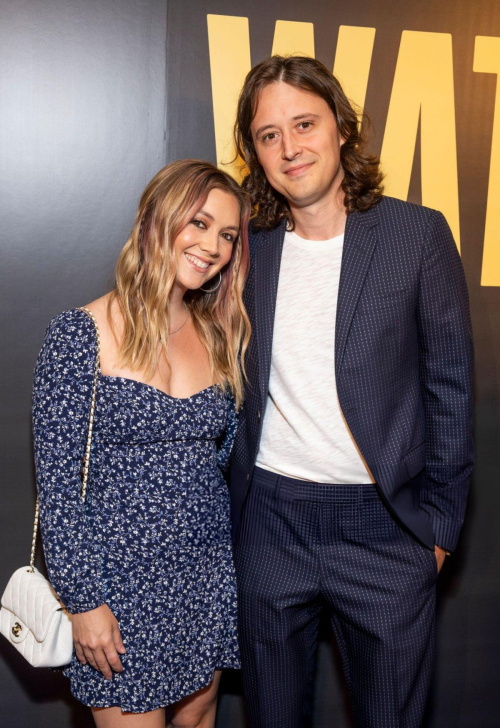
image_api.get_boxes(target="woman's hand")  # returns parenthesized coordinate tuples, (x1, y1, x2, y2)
(72, 603, 126, 679)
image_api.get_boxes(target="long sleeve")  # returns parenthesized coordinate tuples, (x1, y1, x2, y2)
(416, 211, 474, 552)
(216, 390, 238, 472)
(32, 309, 105, 614)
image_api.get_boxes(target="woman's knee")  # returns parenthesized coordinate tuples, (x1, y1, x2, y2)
(92, 705, 165, 727)
(167, 674, 220, 728)
(168, 702, 217, 728)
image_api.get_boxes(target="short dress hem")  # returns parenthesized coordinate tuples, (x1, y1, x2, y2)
(69, 661, 241, 714)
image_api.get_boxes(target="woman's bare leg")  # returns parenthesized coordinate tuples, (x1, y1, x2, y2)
(90, 670, 221, 728)
(166, 670, 222, 728)
(91, 706, 165, 728)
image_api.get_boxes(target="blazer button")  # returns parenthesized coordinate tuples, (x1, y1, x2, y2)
(246, 473, 250, 481)
(257, 410, 261, 422)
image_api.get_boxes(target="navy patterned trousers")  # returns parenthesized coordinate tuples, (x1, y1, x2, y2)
(233, 467, 437, 728)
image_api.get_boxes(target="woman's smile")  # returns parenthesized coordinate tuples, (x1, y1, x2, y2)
(184, 252, 211, 271)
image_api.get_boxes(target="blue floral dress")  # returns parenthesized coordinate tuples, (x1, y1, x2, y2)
(32, 308, 240, 712)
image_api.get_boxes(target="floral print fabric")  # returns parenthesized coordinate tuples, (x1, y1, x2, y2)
(32, 308, 240, 712)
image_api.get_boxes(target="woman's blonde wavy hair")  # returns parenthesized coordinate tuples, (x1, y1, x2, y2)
(108, 159, 251, 408)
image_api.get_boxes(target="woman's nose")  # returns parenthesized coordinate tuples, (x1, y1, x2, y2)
(198, 231, 220, 257)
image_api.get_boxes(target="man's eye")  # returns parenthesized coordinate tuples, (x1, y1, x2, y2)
(299, 122, 312, 129)
(263, 132, 277, 142)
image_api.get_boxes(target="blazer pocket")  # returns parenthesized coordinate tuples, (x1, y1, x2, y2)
(372, 285, 411, 299)
(403, 442, 425, 479)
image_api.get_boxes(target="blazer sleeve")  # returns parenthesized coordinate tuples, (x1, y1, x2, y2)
(32, 310, 106, 614)
(416, 211, 474, 552)
(216, 389, 238, 472)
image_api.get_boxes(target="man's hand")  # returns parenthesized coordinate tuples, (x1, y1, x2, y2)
(434, 545, 448, 574)
(72, 603, 126, 679)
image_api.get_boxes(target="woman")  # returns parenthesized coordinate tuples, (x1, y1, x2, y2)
(32, 159, 250, 727)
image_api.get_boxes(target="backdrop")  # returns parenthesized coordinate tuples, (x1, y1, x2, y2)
(1, 0, 499, 726)
(0, 1, 168, 725)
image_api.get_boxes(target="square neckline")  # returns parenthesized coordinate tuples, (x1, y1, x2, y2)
(98, 372, 218, 403)
(76, 307, 219, 403)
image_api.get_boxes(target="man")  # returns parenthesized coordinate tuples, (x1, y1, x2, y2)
(229, 56, 473, 728)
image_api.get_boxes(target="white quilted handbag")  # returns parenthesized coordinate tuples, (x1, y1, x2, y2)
(0, 567, 73, 667)
(0, 307, 100, 667)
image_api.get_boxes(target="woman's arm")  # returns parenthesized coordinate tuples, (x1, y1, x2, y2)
(216, 389, 238, 472)
(32, 309, 105, 614)
(33, 309, 126, 678)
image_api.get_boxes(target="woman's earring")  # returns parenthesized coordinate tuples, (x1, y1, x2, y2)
(199, 271, 222, 294)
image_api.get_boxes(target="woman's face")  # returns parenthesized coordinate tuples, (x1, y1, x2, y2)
(173, 187, 240, 293)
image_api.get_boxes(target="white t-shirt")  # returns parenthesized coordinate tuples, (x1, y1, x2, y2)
(256, 229, 373, 484)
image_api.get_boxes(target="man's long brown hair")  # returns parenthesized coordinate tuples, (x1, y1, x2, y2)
(108, 159, 251, 408)
(234, 55, 384, 231)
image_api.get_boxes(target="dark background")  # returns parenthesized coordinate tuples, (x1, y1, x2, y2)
(1, 1, 499, 726)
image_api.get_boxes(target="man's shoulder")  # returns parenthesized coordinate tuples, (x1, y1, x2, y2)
(248, 218, 285, 242)
(375, 196, 441, 227)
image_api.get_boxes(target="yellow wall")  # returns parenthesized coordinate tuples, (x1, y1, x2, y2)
(207, 16, 500, 285)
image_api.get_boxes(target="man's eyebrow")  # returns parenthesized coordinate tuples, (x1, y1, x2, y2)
(254, 123, 275, 138)
(292, 113, 320, 121)
(254, 113, 320, 138)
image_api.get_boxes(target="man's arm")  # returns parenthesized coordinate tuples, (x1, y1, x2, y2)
(416, 210, 474, 554)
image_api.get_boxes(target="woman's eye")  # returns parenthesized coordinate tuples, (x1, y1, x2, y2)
(191, 219, 205, 229)
(222, 232, 235, 243)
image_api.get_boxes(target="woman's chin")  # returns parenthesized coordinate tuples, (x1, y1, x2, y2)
(174, 272, 206, 291)
(177, 270, 221, 292)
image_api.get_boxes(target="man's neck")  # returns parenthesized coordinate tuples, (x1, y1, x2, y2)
(289, 192, 347, 241)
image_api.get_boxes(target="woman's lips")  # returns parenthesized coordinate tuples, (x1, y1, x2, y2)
(185, 252, 211, 272)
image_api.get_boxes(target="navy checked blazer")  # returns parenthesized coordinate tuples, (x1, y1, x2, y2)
(229, 196, 474, 553)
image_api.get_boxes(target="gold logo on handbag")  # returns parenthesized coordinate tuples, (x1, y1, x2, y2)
(12, 622, 23, 637)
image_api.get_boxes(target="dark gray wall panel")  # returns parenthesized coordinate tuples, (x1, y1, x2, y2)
(0, 2, 167, 726)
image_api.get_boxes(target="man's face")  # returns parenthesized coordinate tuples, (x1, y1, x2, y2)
(250, 81, 345, 209)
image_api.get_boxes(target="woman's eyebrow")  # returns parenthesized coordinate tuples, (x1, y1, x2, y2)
(197, 210, 239, 232)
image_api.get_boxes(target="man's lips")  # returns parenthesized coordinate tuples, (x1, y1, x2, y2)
(284, 162, 314, 177)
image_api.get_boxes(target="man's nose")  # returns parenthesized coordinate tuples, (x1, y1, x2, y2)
(281, 130, 301, 161)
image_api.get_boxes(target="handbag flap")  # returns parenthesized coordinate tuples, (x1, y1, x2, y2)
(1, 566, 65, 642)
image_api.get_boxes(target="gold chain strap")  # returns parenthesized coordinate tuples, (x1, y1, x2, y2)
(79, 308, 101, 502)
(29, 307, 101, 572)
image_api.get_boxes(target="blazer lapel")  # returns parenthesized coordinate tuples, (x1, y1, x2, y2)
(254, 219, 287, 403)
(335, 205, 380, 379)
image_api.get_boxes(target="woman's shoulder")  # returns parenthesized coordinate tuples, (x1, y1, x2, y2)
(44, 293, 114, 343)
(82, 293, 123, 344)
(33, 309, 100, 408)
(35, 308, 99, 379)
(43, 307, 96, 346)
